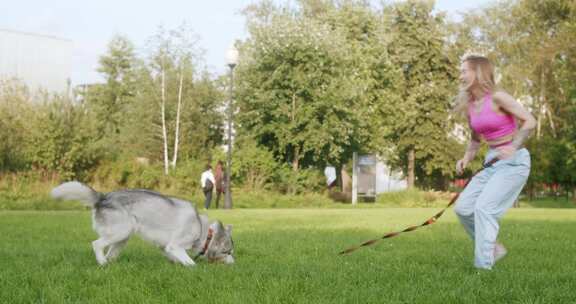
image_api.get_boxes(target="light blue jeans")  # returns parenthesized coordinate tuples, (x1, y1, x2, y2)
(454, 148, 531, 269)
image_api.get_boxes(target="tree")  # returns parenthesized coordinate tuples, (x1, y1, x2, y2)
(304, 0, 404, 176)
(0, 80, 33, 172)
(25, 94, 101, 180)
(145, 25, 207, 174)
(386, 0, 459, 189)
(238, 12, 363, 172)
(239, 1, 401, 185)
(92, 35, 138, 138)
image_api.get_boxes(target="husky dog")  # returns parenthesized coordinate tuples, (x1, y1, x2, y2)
(51, 182, 234, 266)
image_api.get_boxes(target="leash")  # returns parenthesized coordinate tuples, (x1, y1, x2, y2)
(193, 227, 214, 261)
(339, 157, 499, 255)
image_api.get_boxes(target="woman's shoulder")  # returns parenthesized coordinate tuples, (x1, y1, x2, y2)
(492, 90, 514, 100)
(491, 90, 514, 104)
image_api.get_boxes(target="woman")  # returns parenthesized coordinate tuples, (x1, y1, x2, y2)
(214, 160, 225, 209)
(453, 55, 536, 270)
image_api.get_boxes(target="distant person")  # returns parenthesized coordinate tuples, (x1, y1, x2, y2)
(200, 164, 216, 209)
(453, 54, 536, 270)
(214, 160, 225, 208)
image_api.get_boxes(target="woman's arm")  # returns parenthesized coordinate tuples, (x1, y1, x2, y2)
(457, 128, 481, 175)
(464, 130, 481, 162)
(493, 91, 537, 149)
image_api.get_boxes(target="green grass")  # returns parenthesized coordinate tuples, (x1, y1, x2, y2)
(520, 197, 576, 208)
(1, 208, 575, 303)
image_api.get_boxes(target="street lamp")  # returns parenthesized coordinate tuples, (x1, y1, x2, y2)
(224, 45, 238, 209)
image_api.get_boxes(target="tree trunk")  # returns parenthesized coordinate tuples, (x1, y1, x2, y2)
(407, 148, 415, 189)
(545, 103, 556, 138)
(291, 93, 296, 122)
(292, 146, 300, 172)
(536, 68, 546, 139)
(171, 70, 184, 169)
(161, 69, 169, 175)
(341, 165, 351, 193)
(289, 146, 300, 195)
(290, 93, 298, 173)
(540, 65, 556, 138)
(336, 165, 343, 192)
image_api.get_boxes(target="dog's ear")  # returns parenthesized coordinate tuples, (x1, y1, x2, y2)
(225, 224, 232, 234)
(210, 220, 224, 232)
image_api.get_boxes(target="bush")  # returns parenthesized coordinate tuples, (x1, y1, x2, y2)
(376, 189, 453, 208)
(219, 139, 278, 191)
(0, 172, 85, 210)
(232, 190, 335, 208)
(90, 158, 207, 195)
(273, 164, 326, 194)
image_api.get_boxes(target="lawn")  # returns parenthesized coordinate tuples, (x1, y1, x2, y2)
(1, 208, 575, 303)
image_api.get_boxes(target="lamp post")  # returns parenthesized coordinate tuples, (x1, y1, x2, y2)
(224, 45, 238, 209)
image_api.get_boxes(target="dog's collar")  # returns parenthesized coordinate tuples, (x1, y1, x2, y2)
(194, 227, 214, 260)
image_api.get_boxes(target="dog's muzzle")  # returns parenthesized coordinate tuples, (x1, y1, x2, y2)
(224, 255, 235, 264)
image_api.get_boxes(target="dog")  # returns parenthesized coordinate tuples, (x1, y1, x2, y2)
(51, 181, 234, 267)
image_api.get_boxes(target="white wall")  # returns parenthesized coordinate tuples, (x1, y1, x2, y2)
(0, 29, 72, 93)
(375, 161, 407, 193)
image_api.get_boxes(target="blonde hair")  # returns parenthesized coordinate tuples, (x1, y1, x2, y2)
(453, 55, 497, 117)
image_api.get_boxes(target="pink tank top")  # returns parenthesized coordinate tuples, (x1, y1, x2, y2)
(468, 93, 516, 141)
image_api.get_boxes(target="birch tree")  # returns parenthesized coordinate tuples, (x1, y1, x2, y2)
(147, 25, 202, 174)
(147, 26, 173, 174)
(169, 24, 201, 169)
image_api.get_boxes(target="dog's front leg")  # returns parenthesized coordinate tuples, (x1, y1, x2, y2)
(164, 245, 196, 267)
(105, 239, 128, 261)
(92, 239, 109, 266)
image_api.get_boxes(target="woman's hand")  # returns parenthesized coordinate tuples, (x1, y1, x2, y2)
(456, 158, 469, 175)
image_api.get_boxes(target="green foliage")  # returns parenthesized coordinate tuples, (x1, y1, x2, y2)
(385, 0, 460, 185)
(0, 81, 103, 180)
(527, 137, 576, 195)
(231, 190, 335, 208)
(24, 96, 102, 180)
(238, 2, 400, 172)
(228, 138, 278, 190)
(0, 80, 32, 172)
(273, 164, 326, 194)
(238, 15, 352, 167)
(89, 158, 206, 195)
(1, 1, 575, 198)
(90, 35, 139, 138)
(0, 172, 84, 210)
(80, 27, 224, 173)
(214, 136, 326, 193)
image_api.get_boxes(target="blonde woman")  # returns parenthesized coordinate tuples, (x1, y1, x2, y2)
(453, 55, 536, 270)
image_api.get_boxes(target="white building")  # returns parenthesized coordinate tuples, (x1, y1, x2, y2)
(375, 161, 407, 193)
(0, 29, 72, 93)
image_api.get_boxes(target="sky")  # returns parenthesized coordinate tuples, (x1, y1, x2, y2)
(0, 0, 493, 86)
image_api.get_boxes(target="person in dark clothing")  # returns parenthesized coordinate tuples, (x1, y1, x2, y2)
(214, 161, 225, 209)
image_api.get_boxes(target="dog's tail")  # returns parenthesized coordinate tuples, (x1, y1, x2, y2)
(51, 181, 102, 207)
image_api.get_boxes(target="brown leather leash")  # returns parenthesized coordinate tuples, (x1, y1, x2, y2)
(339, 157, 499, 255)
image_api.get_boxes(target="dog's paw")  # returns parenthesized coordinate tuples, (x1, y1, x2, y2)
(182, 260, 196, 267)
(96, 259, 108, 266)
